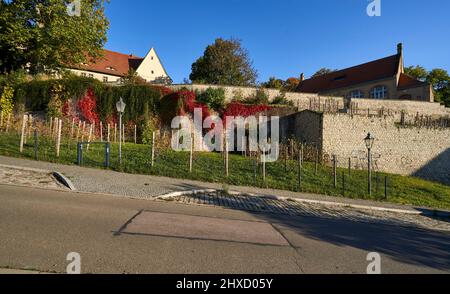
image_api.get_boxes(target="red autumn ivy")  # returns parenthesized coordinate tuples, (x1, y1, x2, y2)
(77, 89, 100, 124)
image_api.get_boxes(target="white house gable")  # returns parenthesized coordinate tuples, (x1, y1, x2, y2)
(136, 48, 170, 83)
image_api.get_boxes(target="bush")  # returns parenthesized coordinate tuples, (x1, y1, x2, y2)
(0, 86, 14, 121)
(159, 90, 211, 126)
(11, 76, 164, 123)
(196, 87, 226, 111)
(270, 92, 294, 106)
(244, 87, 269, 105)
(141, 114, 160, 145)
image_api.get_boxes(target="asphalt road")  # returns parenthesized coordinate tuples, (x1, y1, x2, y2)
(0, 184, 449, 274)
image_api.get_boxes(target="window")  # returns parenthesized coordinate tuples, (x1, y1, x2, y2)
(151, 56, 154, 60)
(80, 73, 87, 77)
(151, 70, 154, 74)
(370, 86, 388, 99)
(103, 76, 108, 83)
(88, 74, 94, 79)
(348, 90, 364, 99)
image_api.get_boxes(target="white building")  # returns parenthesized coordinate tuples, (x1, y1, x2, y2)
(68, 48, 171, 84)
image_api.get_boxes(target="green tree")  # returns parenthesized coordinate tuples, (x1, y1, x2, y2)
(262, 77, 284, 90)
(190, 38, 258, 86)
(0, 0, 109, 74)
(196, 87, 226, 111)
(311, 68, 336, 78)
(427, 68, 450, 106)
(404, 65, 428, 81)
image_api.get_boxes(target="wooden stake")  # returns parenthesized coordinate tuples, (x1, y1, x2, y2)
(20, 115, 27, 153)
(151, 131, 155, 167)
(262, 148, 266, 184)
(0, 111, 3, 129)
(189, 132, 193, 173)
(134, 124, 137, 144)
(49, 117, 53, 136)
(70, 118, 75, 139)
(100, 121, 103, 142)
(87, 124, 93, 151)
(56, 119, 62, 157)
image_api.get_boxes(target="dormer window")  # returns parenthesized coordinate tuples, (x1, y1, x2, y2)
(333, 75, 346, 81)
(106, 66, 116, 71)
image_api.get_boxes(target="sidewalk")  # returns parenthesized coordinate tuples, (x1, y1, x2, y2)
(0, 155, 433, 214)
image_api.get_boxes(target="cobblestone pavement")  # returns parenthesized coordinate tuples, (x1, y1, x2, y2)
(158, 192, 450, 232)
(0, 165, 65, 190)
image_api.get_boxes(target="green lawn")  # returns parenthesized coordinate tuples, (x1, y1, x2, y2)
(1, 132, 450, 210)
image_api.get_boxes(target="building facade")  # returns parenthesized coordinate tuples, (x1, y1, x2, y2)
(296, 44, 434, 102)
(67, 48, 171, 84)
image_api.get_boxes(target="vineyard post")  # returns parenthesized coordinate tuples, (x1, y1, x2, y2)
(56, 119, 63, 157)
(19, 114, 27, 153)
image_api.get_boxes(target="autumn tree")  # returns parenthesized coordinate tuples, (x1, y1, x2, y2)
(0, 0, 109, 73)
(190, 38, 258, 86)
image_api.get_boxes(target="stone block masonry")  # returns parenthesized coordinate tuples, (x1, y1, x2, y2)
(319, 113, 450, 185)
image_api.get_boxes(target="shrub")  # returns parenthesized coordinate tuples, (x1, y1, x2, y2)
(11, 76, 164, 122)
(196, 87, 226, 111)
(47, 83, 65, 118)
(159, 90, 211, 126)
(0, 86, 14, 121)
(223, 102, 271, 118)
(271, 91, 294, 106)
(244, 87, 269, 105)
(141, 114, 160, 145)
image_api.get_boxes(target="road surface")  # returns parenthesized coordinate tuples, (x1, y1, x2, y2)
(0, 184, 449, 274)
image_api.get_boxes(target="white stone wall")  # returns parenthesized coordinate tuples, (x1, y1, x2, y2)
(170, 84, 449, 117)
(321, 113, 450, 184)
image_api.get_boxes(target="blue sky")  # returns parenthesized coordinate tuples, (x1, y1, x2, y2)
(104, 0, 450, 83)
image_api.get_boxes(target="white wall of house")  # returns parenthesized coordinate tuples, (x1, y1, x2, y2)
(136, 48, 169, 82)
(68, 69, 122, 83)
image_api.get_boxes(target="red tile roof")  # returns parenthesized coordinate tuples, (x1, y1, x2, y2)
(297, 54, 401, 93)
(73, 49, 144, 77)
(397, 73, 427, 90)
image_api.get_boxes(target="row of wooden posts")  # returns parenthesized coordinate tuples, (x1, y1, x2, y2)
(18, 115, 140, 157)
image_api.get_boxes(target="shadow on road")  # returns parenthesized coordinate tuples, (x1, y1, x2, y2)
(164, 188, 450, 271)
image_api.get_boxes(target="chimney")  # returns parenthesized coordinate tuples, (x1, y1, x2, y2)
(300, 73, 305, 82)
(397, 43, 403, 56)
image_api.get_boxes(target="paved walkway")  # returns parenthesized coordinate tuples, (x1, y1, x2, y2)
(0, 155, 438, 213)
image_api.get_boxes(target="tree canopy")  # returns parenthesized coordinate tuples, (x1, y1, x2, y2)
(0, 0, 109, 74)
(261, 76, 300, 92)
(405, 66, 450, 107)
(311, 68, 336, 78)
(189, 38, 258, 87)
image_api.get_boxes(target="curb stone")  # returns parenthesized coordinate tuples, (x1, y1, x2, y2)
(156, 189, 424, 215)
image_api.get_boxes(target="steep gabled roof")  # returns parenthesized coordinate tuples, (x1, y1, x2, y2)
(73, 49, 144, 77)
(397, 73, 428, 90)
(297, 54, 401, 93)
